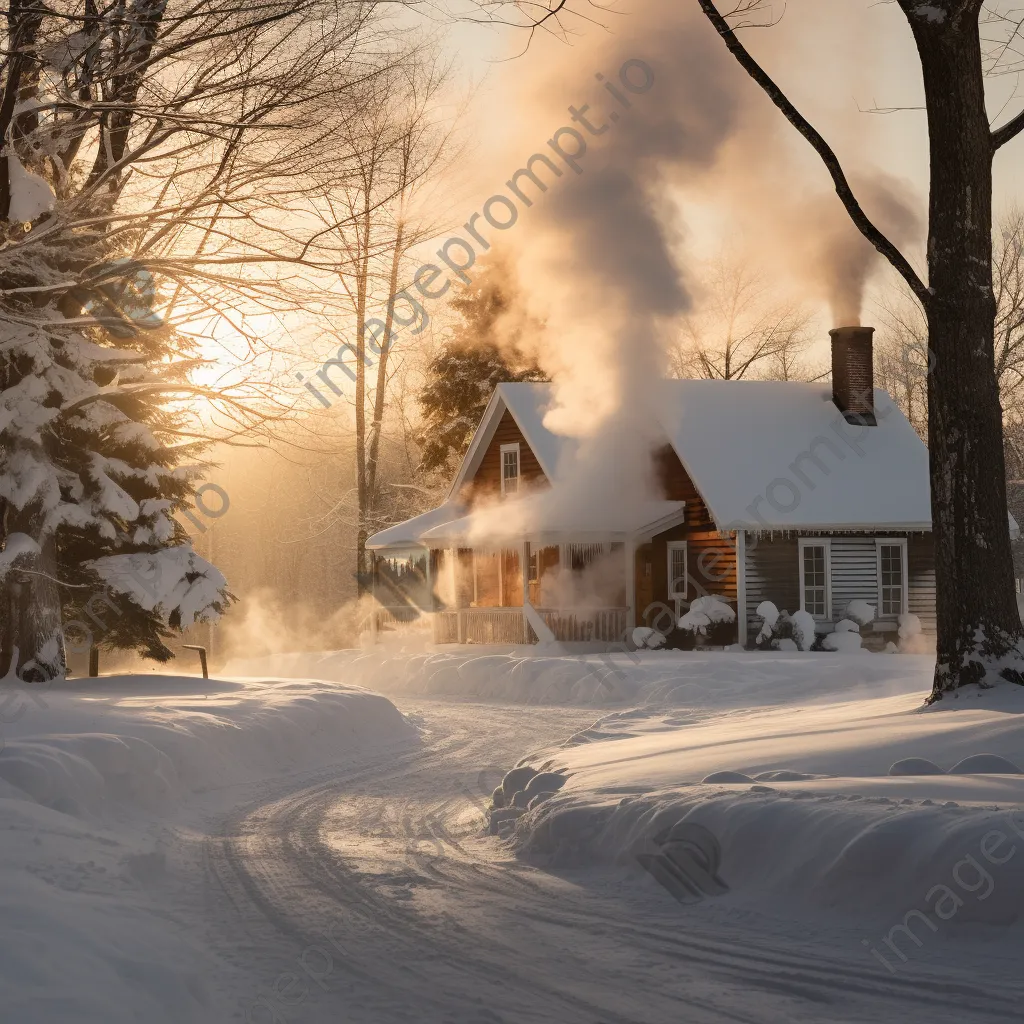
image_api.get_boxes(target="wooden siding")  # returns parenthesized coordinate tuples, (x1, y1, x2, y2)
(908, 533, 937, 634)
(830, 536, 879, 620)
(461, 409, 547, 506)
(639, 445, 737, 626)
(742, 531, 936, 646)
(654, 445, 715, 526)
(744, 535, 800, 641)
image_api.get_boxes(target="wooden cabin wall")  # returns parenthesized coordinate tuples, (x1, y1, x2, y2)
(456, 548, 475, 608)
(743, 535, 800, 640)
(473, 551, 501, 606)
(907, 533, 937, 635)
(638, 445, 737, 626)
(644, 523, 737, 626)
(530, 545, 559, 605)
(742, 531, 936, 646)
(460, 410, 547, 506)
(501, 550, 523, 606)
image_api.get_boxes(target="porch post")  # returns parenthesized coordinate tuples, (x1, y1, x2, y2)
(451, 548, 465, 644)
(522, 541, 531, 643)
(735, 530, 747, 647)
(624, 539, 636, 636)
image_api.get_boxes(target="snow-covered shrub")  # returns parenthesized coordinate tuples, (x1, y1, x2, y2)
(790, 610, 816, 652)
(897, 612, 929, 653)
(632, 626, 666, 650)
(755, 601, 779, 633)
(663, 625, 698, 651)
(898, 612, 922, 640)
(845, 600, 876, 628)
(819, 612, 865, 653)
(757, 602, 786, 651)
(821, 630, 863, 653)
(677, 595, 736, 647)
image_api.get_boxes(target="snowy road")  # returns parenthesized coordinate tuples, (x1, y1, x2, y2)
(202, 698, 1024, 1024)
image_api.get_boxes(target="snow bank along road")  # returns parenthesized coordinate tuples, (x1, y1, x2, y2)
(204, 695, 1024, 1024)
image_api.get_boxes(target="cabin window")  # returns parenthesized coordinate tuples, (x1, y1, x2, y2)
(500, 443, 520, 495)
(876, 539, 908, 618)
(798, 539, 831, 619)
(667, 542, 688, 599)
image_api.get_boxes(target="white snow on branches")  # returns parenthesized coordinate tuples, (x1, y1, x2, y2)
(0, 446, 60, 512)
(6, 152, 55, 223)
(87, 454, 141, 521)
(845, 600, 875, 627)
(0, 533, 41, 579)
(90, 545, 227, 626)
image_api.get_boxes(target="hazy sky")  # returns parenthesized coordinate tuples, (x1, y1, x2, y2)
(422, 0, 1023, 344)
(447, 0, 1022, 205)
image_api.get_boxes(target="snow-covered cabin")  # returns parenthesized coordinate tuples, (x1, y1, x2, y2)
(368, 327, 992, 648)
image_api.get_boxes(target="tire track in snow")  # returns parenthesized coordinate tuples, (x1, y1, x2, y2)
(202, 699, 1024, 1024)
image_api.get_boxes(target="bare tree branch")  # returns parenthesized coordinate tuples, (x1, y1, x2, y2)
(695, 0, 931, 306)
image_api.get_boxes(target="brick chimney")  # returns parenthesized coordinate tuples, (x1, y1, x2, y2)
(830, 326, 876, 426)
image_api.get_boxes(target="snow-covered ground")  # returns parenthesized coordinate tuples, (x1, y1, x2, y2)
(225, 641, 932, 707)
(0, 674, 414, 1023)
(8, 651, 1024, 1022)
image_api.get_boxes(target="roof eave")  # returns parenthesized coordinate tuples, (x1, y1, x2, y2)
(739, 521, 933, 533)
(445, 389, 507, 502)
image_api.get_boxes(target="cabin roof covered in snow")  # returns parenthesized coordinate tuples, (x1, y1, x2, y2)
(366, 502, 464, 551)
(419, 497, 686, 547)
(455, 380, 934, 531)
(368, 379, 1014, 549)
(652, 380, 933, 531)
(447, 382, 572, 496)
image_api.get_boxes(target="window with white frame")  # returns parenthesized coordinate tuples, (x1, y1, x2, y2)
(500, 443, 520, 495)
(876, 539, 908, 618)
(667, 542, 688, 599)
(798, 539, 831, 619)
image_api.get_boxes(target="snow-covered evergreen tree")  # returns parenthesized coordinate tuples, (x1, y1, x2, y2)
(0, 0, 380, 679)
(1, 264, 232, 679)
(418, 260, 547, 474)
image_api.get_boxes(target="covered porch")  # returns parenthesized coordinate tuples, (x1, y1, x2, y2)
(427, 542, 632, 645)
(367, 498, 687, 646)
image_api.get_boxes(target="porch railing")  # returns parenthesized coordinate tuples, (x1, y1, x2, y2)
(430, 606, 629, 644)
(369, 606, 428, 635)
(538, 607, 629, 643)
(433, 610, 459, 644)
(433, 607, 530, 644)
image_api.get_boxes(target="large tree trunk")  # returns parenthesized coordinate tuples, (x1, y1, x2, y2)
(0, 532, 67, 683)
(697, 0, 1024, 693)
(912, 11, 1024, 694)
(354, 204, 373, 598)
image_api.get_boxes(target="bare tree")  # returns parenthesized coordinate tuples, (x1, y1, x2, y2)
(688, 1, 1024, 697)
(993, 208, 1024, 400)
(307, 51, 460, 591)
(876, 208, 1024, 444)
(873, 286, 931, 440)
(495, 0, 1024, 694)
(0, 0, 411, 675)
(670, 254, 815, 381)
